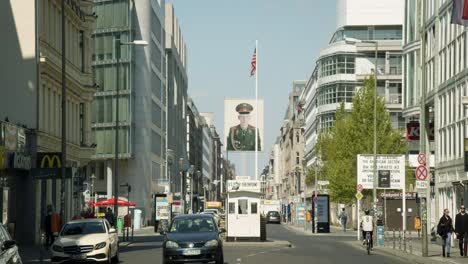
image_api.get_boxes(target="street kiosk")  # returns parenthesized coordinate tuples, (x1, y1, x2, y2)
(226, 180, 261, 241)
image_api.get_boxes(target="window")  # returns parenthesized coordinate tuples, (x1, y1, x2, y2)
(251, 202, 258, 214)
(318, 83, 355, 106)
(319, 55, 355, 77)
(296, 152, 300, 165)
(238, 199, 248, 214)
(229, 202, 235, 214)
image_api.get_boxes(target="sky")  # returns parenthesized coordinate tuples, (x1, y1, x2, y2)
(167, 0, 337, 178)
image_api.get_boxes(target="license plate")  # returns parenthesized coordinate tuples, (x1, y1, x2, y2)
(71, 254, 87, 260)
(183, 249, 201, 256)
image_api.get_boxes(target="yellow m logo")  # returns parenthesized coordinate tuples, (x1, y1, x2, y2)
(40, 154, 61, 168)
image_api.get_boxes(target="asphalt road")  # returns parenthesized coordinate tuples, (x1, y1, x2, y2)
(118, 224, 414, 264)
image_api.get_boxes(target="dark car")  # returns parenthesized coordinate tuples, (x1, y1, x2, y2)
(0, 224, 22, 263)
(162, 214, 225, 264)
(266, 211, 281, 224)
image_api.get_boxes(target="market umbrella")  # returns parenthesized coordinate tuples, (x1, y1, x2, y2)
(90, 197, 136, 207)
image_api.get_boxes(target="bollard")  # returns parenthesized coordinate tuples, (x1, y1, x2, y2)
(403, 230, 407, 252)
(409, 231, 413, 255)
(393, 229, 396, 249)
(398, 229, 402, 250)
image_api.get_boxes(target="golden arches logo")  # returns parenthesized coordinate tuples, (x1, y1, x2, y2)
(40, 154, 61, 168)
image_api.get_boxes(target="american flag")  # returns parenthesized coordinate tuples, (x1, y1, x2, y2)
(250, 48, 256, 76)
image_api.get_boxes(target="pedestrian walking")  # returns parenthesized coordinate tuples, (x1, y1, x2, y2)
(44, 205, 53, 247)
(437, 208, 455, 257)
(339, 208, 348, 232)
(455, 205, 468, 257)
(105, 208, 115, 227)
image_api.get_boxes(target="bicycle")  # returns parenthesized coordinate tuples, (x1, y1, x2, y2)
(364, 231, 372, 255)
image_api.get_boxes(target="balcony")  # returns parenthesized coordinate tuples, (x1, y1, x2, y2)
(385, 94, 402, 105)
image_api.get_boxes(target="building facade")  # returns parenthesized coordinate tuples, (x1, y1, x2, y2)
(279, 81, 306, 204)
(165, 3, 189, 207)
(302, 0, 406, 186)
(91, 0, 167, 225)
(186, 97, 203, 212)
(403, 0, 468, 229)
(1, 0, 95, 244)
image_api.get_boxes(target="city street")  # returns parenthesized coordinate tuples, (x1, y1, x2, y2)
(118, 224, 413, 264)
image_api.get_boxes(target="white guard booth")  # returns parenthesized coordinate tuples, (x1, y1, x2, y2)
(226, 179, 261, 242)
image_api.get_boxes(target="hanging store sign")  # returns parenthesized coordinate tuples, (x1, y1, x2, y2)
(12, 153, 31, 170)
(406, 122, 434, 141)
(4, 124, 17, 151)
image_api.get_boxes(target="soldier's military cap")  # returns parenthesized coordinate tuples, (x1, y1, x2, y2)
(236, 103, 253, 114)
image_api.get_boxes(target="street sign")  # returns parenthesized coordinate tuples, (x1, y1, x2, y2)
(357, 155, 405, 189)
(355, 192, 363, 200)
(416, 180, 428, 189)
(415, 165, 428, 181)
(318, 180, 330, 186)
(417, 153, 426, 165)
(357, 184, 363, 192)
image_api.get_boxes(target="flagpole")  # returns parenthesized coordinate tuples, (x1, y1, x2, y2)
(255, 40, 259, 181)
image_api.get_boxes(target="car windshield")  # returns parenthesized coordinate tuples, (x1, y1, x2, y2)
(61, 222, 106, 236)
(268, 212, 279, 216)
(170, 218, 216, 233)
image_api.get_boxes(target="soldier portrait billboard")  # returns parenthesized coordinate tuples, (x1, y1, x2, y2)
(224, 99, 264, 152)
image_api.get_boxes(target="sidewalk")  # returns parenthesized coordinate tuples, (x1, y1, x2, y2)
(20, 245, 50, 264)
(283, 222, 357, 237)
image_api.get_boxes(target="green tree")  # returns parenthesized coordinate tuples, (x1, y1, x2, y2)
(316, 76, 407, 203)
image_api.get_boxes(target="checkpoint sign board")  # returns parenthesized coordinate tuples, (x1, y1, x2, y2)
(357, 155, 405, 190)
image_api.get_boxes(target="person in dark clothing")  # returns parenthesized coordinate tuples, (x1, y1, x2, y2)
(105, 208, 115, 227)
(455, 205, 468, 256)
(44, 205, 53, 247)
(438, 208, 455, 258)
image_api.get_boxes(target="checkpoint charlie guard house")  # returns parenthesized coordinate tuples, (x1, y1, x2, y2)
(226, 179, 261, 241)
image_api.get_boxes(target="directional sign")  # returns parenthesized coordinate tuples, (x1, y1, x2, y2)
(415, 165, 428, 181)
(417, 153, 426, 165)
(357, 184, 363, 192)
(355, 192, 363, 200)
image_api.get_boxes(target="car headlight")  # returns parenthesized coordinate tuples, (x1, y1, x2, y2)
(204, 239, 218, 247)
(95, 242, 107, 250)
(165, 241, 179, 249)
(52, 245, 63, 252)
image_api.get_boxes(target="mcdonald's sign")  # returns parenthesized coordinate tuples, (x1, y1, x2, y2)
(37, 152, 62, 169)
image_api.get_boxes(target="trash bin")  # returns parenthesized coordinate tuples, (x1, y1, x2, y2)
(134, 209, 142, 230)
(117, 217, 123, 234)
(260, 215, 267, 241)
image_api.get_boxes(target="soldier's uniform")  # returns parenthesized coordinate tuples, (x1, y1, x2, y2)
(227, 103, 261, 151)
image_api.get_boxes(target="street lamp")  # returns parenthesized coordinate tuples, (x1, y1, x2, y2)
(113, 37, 148, 224)
(189, 165, 195, 214)
(196, 170, 201, 212)
(178, 158, 185, 213)
(167, 149, 174, 194)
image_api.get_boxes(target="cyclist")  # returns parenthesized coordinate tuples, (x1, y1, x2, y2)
(361, 209, 374, 250)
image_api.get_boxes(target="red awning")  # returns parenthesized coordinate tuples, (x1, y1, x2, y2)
(90, 198, 136, 207)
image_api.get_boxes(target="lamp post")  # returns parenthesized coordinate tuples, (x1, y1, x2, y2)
(196, 170, 201, 213)
(345, 37, 379, 231)
(113, 37, 148, 224)
(167, 149, 174, 194)
(178, 158, 185, 214)
(189, 165, 195, 214)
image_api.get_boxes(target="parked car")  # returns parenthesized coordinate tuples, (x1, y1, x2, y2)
(50, 218, 119, 263)
(0, 224, 22, 263)
(162, 214, 225, 264)
(266, 211, 281, 224)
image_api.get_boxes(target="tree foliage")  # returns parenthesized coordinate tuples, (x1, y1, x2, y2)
(316, 76, 407, 203)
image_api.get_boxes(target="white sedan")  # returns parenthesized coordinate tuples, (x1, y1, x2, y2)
(50, 218, 119, 263)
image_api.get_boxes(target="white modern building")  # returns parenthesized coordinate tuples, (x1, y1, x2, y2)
(91, 0, 167, 225)
(302, 0, 405, 176)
